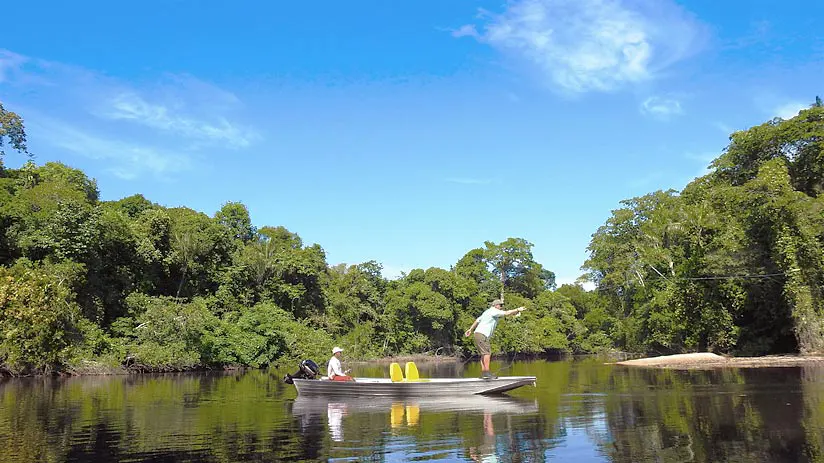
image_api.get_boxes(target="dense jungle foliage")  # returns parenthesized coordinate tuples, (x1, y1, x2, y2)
(0, 98, 823, 375)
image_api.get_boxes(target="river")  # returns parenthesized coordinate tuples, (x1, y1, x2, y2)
(1, 357, 822, 462)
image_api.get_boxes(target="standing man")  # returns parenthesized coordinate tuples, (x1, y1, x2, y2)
(464, 299, 526, 379)
(327, 346, 355, 381)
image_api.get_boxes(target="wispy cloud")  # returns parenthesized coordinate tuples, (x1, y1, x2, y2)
(0, 48, 257, 179)
(640, 96, 683, 119)
(451, 24, 479, 39)
(30, 115, 191, 180)
(98, 92, 255, 149)
(714, 121, 736, 136)
(0, 50, 51, 86)
(0, 50, 26, 83)
(455, 0, 706, 93)
(774, 101, 807, 120)
(723, 19, 772, 51)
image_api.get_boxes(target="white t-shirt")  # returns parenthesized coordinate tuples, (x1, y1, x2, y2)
(328, 356, 344, 378)
(474, 307, 506, 338)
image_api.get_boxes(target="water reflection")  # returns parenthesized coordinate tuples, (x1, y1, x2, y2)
(0, 360, 824, 461)
(326, 402, 347, 441)
(468, 412, 498, 463)
(290, 395, 539, 460)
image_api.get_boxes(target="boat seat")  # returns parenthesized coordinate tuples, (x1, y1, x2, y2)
(389, 362, 404, 382)
(390, 402, 405, 427)
(404, 361, 428, 382)
(405, 405, 419, 426)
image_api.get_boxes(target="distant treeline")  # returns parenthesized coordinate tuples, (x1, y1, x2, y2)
(0, 98, 823, 375)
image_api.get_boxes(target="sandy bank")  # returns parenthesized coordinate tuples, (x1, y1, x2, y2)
(613, 352, 824, 369)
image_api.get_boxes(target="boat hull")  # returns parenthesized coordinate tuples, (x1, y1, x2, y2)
(292, 376, 537, 397)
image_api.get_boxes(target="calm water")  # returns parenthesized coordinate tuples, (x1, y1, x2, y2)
(2, 357, 824, 462)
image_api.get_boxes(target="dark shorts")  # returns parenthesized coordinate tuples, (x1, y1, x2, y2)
(473, 332, 491, 355)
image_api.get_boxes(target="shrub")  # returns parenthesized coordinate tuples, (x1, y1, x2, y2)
(0, 260, 87, 374)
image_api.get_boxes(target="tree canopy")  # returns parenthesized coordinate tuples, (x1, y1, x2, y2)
(2, 98, 824, 375)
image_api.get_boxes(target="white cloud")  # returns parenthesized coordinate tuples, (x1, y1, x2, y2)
(99, 92, 254, 149)
(0, 50, 50, 87)
(774, 101, 807, 120)
(1, 48, 258, 179)
(0, 50, 26, 83)
(30, 115, 192, 180)
(451, 24, 479, 38)
(456, 0, 705, 93)
(640, 96, 683, 119)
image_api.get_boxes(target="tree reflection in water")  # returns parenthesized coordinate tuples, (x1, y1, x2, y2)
(1, 360, 824, 462)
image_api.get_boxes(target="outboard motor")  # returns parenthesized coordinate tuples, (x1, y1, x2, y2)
(284, 359, 321, 384)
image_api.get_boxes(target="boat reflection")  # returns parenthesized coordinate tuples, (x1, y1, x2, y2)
(326, 402, 348, 442)
(290, 395, 538, 451)
(291, 394, 538, 417)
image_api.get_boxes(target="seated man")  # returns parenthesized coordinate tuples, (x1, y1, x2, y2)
(327, 346, 355, 381)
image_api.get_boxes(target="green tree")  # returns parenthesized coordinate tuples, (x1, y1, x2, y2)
(214, 201, 255, 243)
(0, 102, 29, 161)
(110, 194, 155, 218)
(325, 260, 386, 334)
(167, 207, 234, 298)
(484, 238, 554, 300)
(0, 260, 87, 374)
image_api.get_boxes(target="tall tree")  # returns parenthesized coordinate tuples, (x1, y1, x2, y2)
(0, 102, 29, 162)
(215, 201, 255, 244)
(484, 238, 553, 300)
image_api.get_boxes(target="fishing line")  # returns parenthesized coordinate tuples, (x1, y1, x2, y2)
(641, 269, 801, 282)
(492, 350, 518, 377)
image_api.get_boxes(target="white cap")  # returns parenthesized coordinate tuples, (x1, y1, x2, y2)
(332, 346, 343, 354)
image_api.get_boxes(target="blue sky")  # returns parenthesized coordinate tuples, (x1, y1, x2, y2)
(1, 1, 822, 285)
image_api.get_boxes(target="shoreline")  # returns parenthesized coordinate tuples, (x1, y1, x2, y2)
(612, 352, 824, 369)
(9, 351, 824, 378)
(1, 354, 467, 378)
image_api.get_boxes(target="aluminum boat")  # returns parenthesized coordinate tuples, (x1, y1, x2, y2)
(291, 375, 537, 397)
(284, 359, 537, 397)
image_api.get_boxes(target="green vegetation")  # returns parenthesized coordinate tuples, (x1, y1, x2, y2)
(585, 98, 824, 356)
(1, 98, 823, 375)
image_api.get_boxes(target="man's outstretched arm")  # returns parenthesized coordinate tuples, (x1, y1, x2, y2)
(503, 307, 527, 316)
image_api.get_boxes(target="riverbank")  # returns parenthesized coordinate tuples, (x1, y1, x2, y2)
(0, 353, 464, 378)
(613, 353, 824, 369)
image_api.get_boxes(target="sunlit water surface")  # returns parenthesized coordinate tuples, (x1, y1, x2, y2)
(2, 358, 823, 462)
